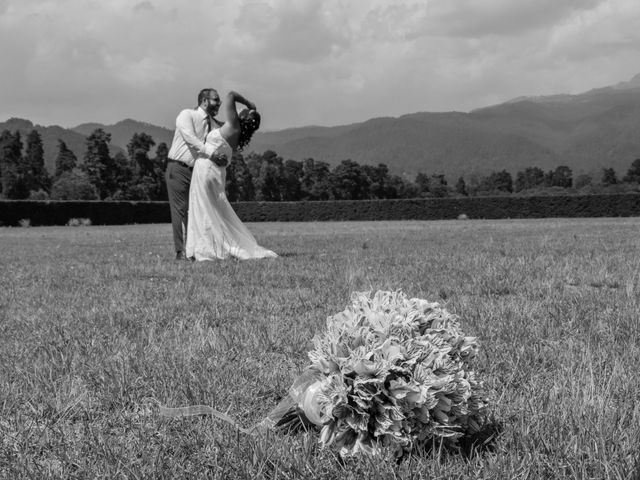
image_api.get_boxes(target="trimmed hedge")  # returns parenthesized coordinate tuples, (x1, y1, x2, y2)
(0, 201, 169, 227)
(1, 194, 640, 226)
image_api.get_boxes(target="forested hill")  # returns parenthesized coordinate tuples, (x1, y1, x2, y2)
(2, 73, 640, 178)
(249, 73, 640, 178)
(72, 119, 175, 158)
(250, 113, 558, 178)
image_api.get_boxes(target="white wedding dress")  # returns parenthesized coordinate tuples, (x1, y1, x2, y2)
(185, 129, 278, 261)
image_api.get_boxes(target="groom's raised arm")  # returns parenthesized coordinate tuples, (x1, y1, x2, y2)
(175, 110, 215, 157)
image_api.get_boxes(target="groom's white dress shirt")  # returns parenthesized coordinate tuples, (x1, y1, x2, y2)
(167, 106, 214, 168)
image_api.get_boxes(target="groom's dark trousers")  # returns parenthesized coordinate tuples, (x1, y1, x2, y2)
(165, 159, 193, 255)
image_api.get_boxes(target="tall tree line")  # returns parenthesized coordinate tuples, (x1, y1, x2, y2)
(0, 128, 168, 201)
(0, 130, 50, 199)
(1, 127, 640, 201)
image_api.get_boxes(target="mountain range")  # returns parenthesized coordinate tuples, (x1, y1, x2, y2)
(2, 73, 640, 179)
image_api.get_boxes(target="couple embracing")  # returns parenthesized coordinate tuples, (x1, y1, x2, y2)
(165, 88, 277, 262)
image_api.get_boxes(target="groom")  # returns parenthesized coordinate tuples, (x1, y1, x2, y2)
(165, 88, 227, 260)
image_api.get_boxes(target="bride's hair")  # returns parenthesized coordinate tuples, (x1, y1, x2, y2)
(237, 109, 261, 152)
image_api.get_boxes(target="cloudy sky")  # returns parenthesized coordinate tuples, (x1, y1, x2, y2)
(1, 0, 639, 131)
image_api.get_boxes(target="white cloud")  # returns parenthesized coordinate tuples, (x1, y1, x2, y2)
(0, 0, 639, 129)
(361, 2, 431, 42)
(217, 0, 351, 63)
(133, 1, 154, 13)
(426, 0, 604, 37)
(105, 55, 179, 88)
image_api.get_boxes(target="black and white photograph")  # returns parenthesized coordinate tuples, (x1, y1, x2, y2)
(1, 0, 640, 478)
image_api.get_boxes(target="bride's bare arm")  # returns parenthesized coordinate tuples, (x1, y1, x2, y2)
(230, 91, 256, 111)
(220, 91, 256, 149)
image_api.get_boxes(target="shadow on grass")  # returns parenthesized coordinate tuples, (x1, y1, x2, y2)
(458, 418, 503, 458)
(272, 407, 503, 464)
(401, 418, 504, 464)
(277, 251, 300, 257)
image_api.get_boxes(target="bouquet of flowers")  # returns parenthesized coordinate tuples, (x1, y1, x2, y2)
(263, 290, 489, 457)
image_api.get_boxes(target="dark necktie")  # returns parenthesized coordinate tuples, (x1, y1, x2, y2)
(205, 116, 212, 134)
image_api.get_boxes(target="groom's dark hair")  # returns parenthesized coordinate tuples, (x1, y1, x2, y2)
(197, 88, 218, 106)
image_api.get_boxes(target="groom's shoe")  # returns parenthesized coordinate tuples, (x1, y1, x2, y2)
(176, 251, 187, 261)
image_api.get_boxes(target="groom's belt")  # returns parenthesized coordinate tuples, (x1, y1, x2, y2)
(167, 158, 193, 170)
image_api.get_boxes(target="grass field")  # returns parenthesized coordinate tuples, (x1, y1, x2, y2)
(1, 218, 640, 479)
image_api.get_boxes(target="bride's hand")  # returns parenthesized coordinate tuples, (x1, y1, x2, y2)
(211, 153, 228, 167)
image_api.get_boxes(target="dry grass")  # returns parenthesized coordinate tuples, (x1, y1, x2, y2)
(1, 218, 639, 479)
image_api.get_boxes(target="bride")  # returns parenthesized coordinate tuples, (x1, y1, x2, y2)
(185, 91, 277, 261)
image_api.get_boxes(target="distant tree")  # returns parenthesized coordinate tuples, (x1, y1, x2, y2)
(125, 182, 154, 201)
(252, 150, 284, 201)
(414, 172, 430, 197)
(550, 166, 573, 188)
(123, 132, 154, 200)
(130, 133, 168, 200)
(381, 170, 405, 199)
(0, 130, 26, 198)
(362, 163, 394, 199)
(226, 153, 255, 201)
(528, 167, 545, 188)
(514, 166, 545, 192)
(362, 164, 378, 199)
(153, 142, 169, 200)
(113, 151, 134, 182)
(54, 140, 78, 177)
(601, 167, 618, 185)
(330, 159, 371, 200)
(278, 159, 301, 201)
(427, 174, 449, 197)
(377, 173, 398, 198)
(300, 158, 332, 200)
(127, 133, 156, 178)
(226, 158, 241, 202)
(379, 164, 396, 198)
(574, 174, 593, 189)
(389, 175, 420, 198)
(514, 172, 525, 192)
(155, 142, 169, 169)
(480, 170, 513, 193)
(24, 130, 50, 194)
(455, 176, 467, 196)
(623, 159, 640, 183)
(108, 152, 136, 200)
(245, 152, 262, 187)
(50, 169, 99, 200)
(465, 174, 482, 196)
(81, 128, 113, 199)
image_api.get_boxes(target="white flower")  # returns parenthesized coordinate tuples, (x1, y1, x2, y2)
(274, 290, 490, 456)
